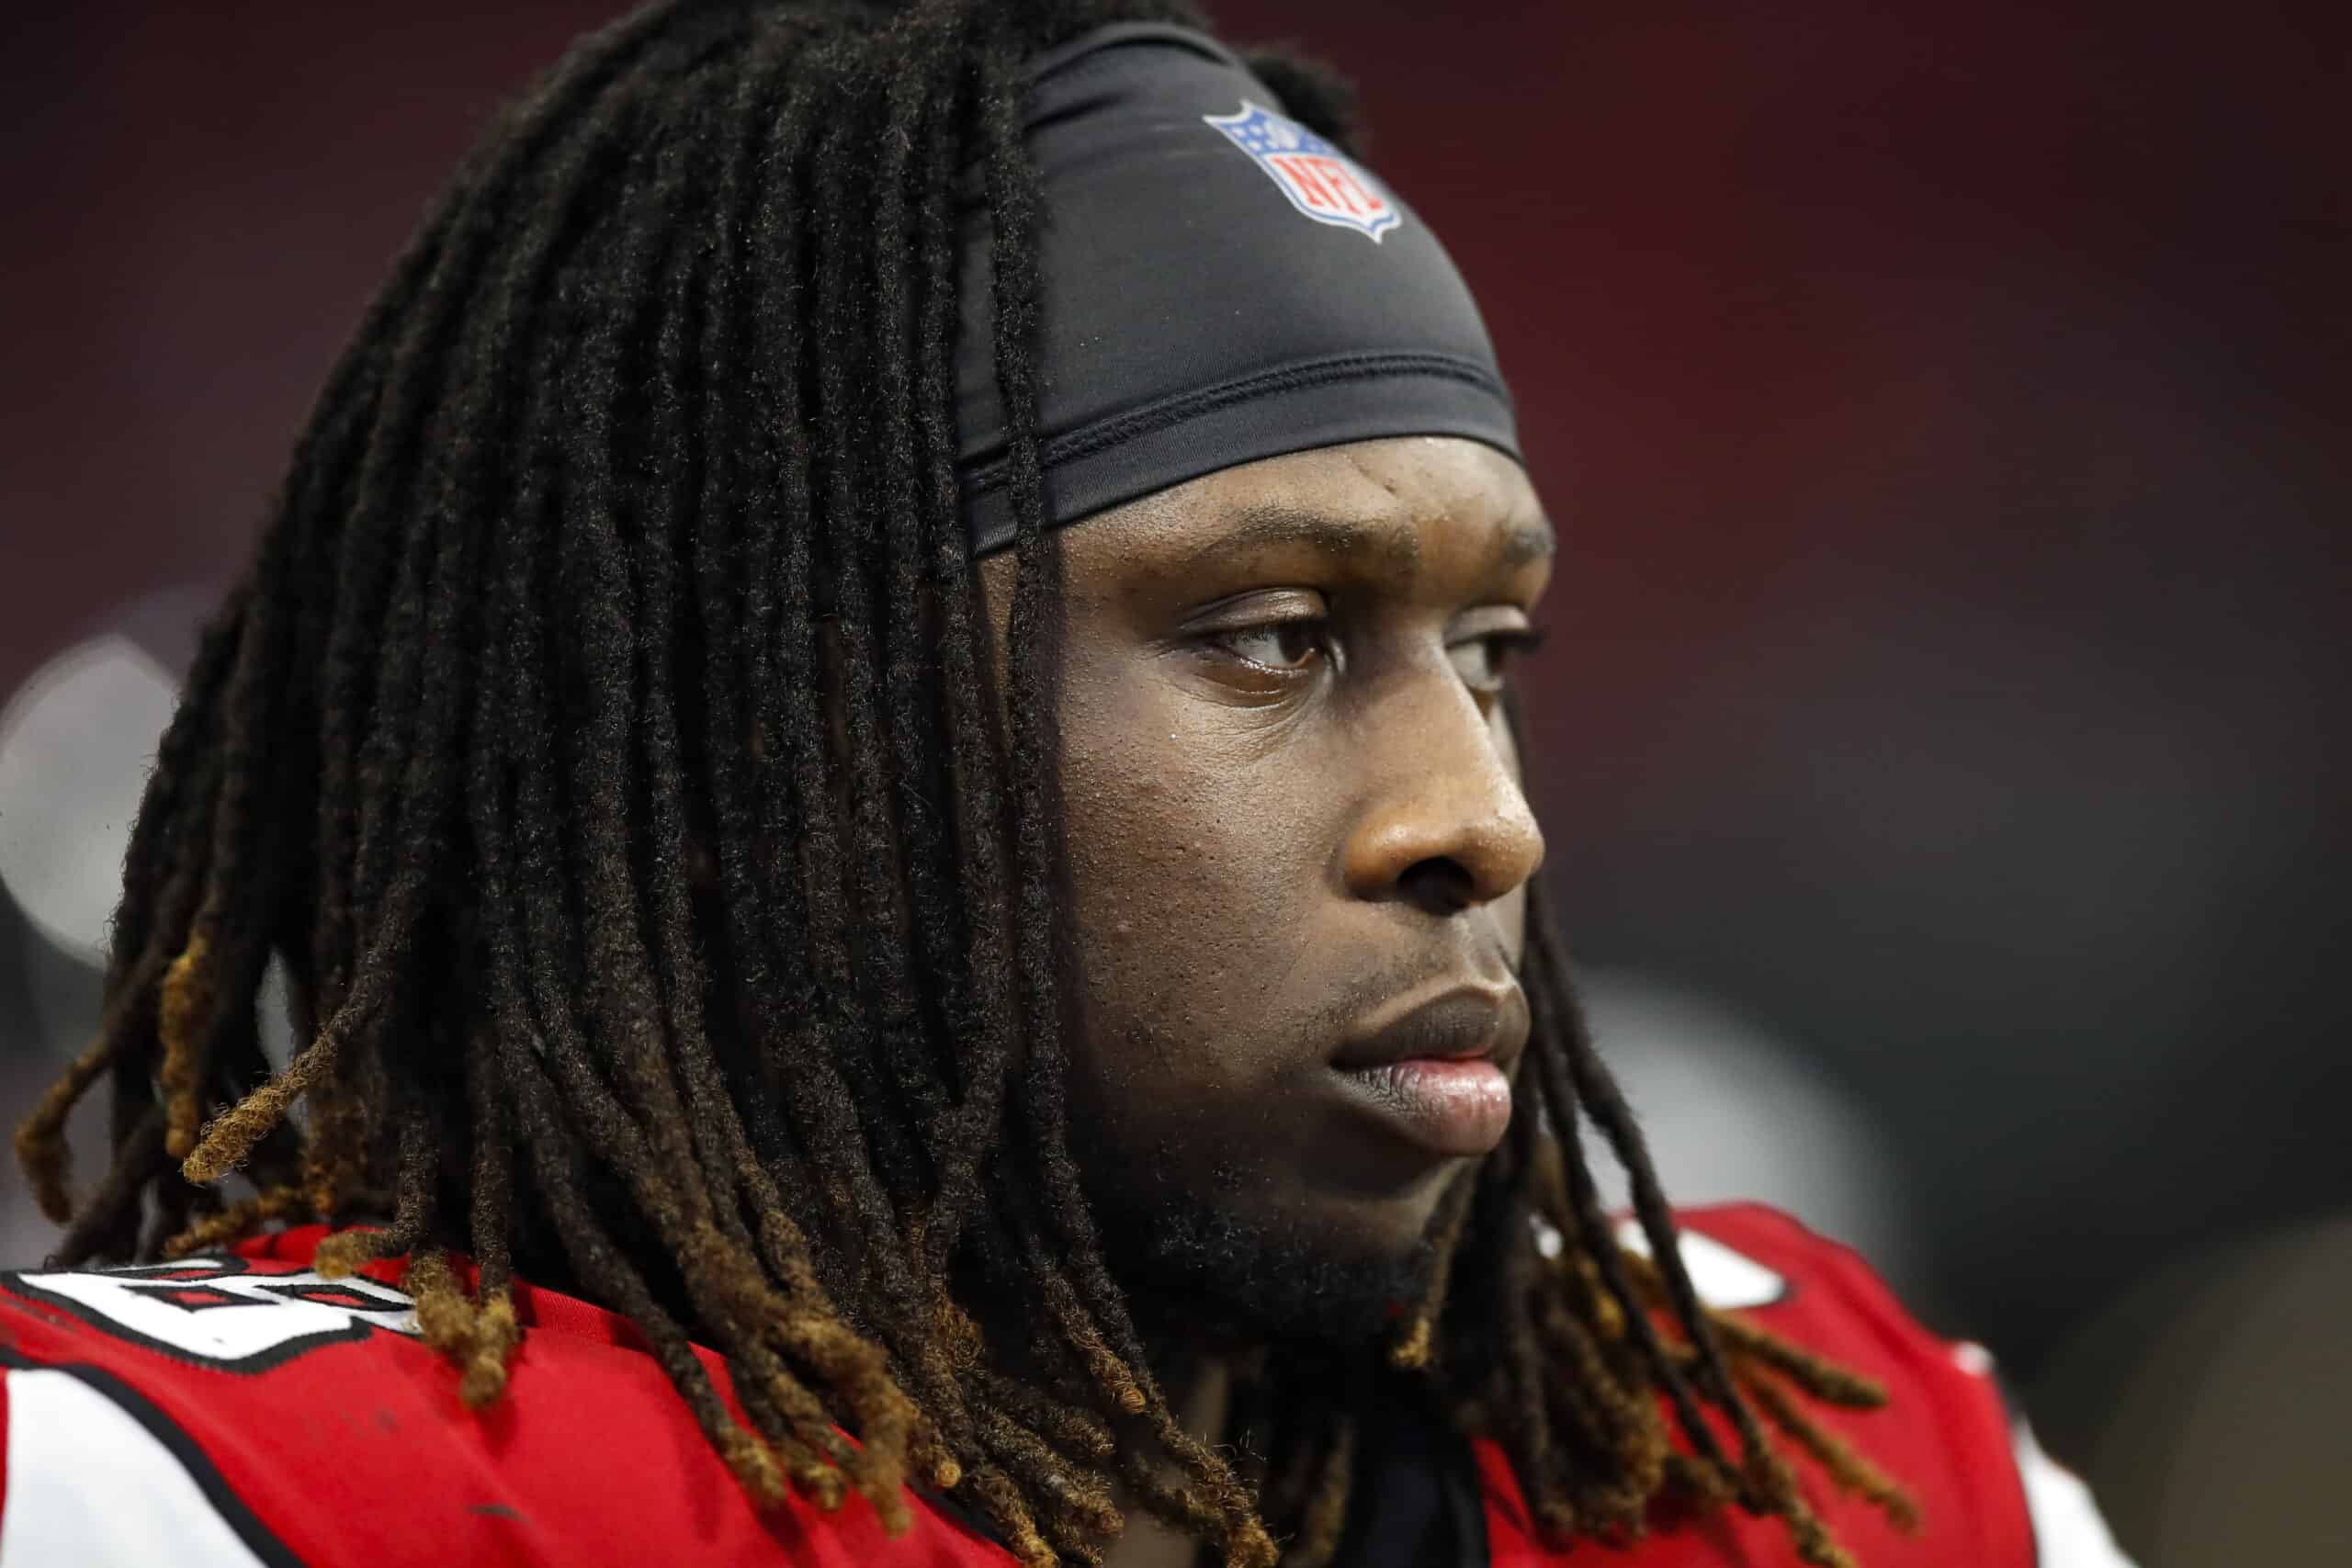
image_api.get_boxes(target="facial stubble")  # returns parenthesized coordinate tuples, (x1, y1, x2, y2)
(1074, 1124, 1473, 1356)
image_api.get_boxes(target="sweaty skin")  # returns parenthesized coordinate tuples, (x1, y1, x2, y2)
(982, 435, 1552, 1568)
(981, 435, 1553, 1346)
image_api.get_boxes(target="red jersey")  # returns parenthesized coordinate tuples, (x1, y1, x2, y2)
(0, 1205, 2132, 1566)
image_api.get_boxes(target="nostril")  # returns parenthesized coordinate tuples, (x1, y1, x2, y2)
(1396, 856, 1476, 917)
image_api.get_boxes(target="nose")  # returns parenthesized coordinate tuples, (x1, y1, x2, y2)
(1341, 674, 1545, 916)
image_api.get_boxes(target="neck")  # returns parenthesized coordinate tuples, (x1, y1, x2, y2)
(956, 1269, 1271, 1568)
(1101, 1336, 1263, 1568)
(954, 1264, 1304, 1566)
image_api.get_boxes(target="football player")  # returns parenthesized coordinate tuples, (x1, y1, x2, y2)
(6, 3, 2134, 1564)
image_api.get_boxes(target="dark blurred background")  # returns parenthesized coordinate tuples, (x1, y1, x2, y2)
(3, 4, 2345, 1560)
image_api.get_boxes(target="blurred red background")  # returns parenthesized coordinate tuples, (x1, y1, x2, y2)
(5, 4, 2346, 1557)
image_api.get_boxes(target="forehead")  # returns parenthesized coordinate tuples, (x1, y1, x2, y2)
(1063, 436, 1553, 586)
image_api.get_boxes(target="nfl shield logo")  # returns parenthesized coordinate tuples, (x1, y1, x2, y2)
(1203, 101, 1401, 243)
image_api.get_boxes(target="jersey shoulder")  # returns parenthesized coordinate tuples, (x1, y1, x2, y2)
(0, 1230, 1009, 1568)
(1478, 1203, 2134, 1567)
(1651, 1201, 1990, 1392)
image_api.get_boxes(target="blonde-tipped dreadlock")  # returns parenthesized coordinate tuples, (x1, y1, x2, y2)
(16, 2, 1913, 1563)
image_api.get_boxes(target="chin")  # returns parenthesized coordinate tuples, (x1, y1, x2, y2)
(1313, 1162, 1465, 1258)
(1094, 1159, 1468, 1350)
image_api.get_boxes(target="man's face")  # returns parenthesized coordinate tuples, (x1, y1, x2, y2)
(982, 436, 1553, 1346)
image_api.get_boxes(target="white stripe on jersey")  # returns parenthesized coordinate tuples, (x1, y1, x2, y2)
(0, 1368, 271, 1568)
(2013, 1418, 2139, 1567)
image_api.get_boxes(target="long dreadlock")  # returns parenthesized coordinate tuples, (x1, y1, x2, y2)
(15, 3, 1914, 1562)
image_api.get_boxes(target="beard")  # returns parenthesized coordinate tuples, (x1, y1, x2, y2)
(1074, 1142, 1467, 1354)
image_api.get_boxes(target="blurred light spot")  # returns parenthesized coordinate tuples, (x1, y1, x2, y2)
(257, 953, 294, 1073)
(0, 634, 179, 964)
(2036, 1214, 2352, 1561)
(1577, 969, 1916, 1287)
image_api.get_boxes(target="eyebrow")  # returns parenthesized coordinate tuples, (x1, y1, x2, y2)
(1196, 502, 1423, 576)
(1498, 514, 1557, 568)
(1181, 502, 1555, 579)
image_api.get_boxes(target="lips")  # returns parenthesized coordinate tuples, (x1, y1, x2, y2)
(1329, 983, 1529, 1158)
(1331, 984, 1530, 1074)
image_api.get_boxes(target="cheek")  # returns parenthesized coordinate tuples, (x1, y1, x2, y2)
(1052, 673, 1328, 1088)
(1492, 705, 1530, 967)
(1494, 880, 1528, 969)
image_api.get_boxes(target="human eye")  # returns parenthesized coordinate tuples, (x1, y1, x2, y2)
(1182, 591, 1335, 694)
(1446, 612, 1545, 696)
(1209, 616, 1328, 672)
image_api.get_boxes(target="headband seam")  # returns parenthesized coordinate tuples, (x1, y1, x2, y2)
(958, 349, 1510, 499)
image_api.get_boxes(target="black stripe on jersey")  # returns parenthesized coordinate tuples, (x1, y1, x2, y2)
(0, 1347, 311, 1568)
